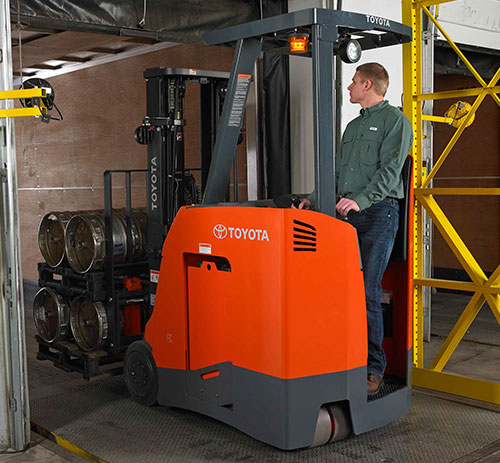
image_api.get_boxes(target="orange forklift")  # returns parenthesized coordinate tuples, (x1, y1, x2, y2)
(125, 8, 413, 449)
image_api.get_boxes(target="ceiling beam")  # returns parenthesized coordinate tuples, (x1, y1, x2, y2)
(11, 31, 126, 70)
(87, 47, 123, 54)
(124, 37, 158, 45)
(28, 63, 60, 70)
(57, 56, 89, 63)
(13, 71, 36, 77)
(11, 33, 52, 46)
(13, 41, 179, 85)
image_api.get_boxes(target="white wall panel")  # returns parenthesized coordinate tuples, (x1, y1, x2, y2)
(289, 0, 321, 193)
(340, 1, 405, 132)
(437, 0, 500, 51)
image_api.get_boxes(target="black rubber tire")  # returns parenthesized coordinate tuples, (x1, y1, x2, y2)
(124, 340, 159, 406)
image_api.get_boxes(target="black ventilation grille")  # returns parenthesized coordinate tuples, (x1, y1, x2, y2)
(293, 219, 316, 252)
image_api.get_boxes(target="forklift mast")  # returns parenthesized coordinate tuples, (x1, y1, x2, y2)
(202, 8, 412, 215)
(141, 68, 229, 272)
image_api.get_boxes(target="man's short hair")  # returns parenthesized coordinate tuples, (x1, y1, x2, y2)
(356, 63, 389, 96)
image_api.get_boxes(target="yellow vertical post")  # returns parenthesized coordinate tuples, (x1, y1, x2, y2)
(402, 0, 423, 368)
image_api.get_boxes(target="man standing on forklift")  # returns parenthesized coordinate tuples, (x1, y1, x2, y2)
(295, 62, 413, 396)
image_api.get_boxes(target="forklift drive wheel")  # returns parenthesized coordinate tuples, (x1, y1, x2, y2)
(311, 404, 351, 447)
(124, 341, 159, 406)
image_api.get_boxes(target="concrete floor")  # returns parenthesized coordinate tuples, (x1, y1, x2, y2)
(4, 288, 499, 462)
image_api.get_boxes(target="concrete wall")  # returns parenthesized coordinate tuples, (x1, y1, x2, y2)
(432, 74, 500, 273)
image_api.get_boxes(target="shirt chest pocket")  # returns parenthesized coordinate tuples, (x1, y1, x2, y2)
(359, 130, 382, 166)
(339, 132, 355, 166)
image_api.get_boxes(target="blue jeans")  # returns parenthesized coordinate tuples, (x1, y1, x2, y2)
(345, 199, 399, 377)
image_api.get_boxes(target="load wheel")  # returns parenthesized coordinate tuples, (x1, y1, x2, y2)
(124, 340, 159, 406)
(311, 403, 351, 447)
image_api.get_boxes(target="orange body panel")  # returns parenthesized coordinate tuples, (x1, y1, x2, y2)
(187, 261, 232, 370)
(145, 206, 367, 379)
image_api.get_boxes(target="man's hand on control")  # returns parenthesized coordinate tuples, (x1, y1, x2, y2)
(336, 198, 360, 217)
(292, 198, 311, 210)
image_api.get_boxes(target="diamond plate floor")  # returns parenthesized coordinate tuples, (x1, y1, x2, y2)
(24, 285, 500, 462)
(29, 375, 500, 463)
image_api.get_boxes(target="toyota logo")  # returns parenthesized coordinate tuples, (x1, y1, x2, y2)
(213, 224, 227, 239)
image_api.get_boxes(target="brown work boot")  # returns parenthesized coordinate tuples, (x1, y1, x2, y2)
(367, 374, 384, 396)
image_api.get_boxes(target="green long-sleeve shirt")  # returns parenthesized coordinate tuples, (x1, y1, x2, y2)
(309, 100, 413, 211)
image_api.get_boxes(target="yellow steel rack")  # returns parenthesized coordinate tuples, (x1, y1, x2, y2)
(403, 0, 500, 404)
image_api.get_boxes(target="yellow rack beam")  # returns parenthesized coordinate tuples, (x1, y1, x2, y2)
(415, 188, 500, 196)
(421, 115, 454, 124)
(0, 88, 46, 119)
(413, 368, 500, 405)
(414, 278, 500, 294)
(0, 88, 46, 100)
(416, 0, 455, 7)
(417, 86, 500, 101)
(0, 107, 43, 118)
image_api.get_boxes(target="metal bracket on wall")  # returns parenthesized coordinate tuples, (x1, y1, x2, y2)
(3, 281, 12, 299)
(422, 30, 432, 41)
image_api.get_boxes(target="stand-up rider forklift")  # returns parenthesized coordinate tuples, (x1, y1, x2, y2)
(124, 8, 413, 450)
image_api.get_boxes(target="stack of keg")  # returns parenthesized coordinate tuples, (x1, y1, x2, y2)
(34, 209, 147, 352)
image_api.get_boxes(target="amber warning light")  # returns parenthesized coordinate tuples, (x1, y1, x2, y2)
(288, 33, 309, 53)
